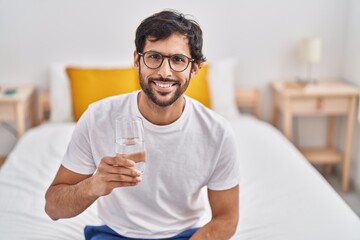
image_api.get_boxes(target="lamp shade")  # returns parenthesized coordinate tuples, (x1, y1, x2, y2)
(300, 37, 322, 63)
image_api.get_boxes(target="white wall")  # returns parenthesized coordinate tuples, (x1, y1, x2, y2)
(344, 0, 360, 189)
(0, 0, 348, 107)
(1, 0, 357, 184)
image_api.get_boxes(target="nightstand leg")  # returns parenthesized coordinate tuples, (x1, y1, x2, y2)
(0, 155, 6, 167)
(272, 108, 278, 127)
(283, 101, 292, 140)
(16, 102, 25, 137)
(324, 116, 335, 176)
(30, 91, 37, 127)
(342, 97, 356, 192)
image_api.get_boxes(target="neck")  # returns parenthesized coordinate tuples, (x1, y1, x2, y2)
(137, 91, 185, 126)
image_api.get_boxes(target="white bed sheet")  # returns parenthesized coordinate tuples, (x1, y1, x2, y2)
(0, 116, 359, 239)
(0, 123, 101, 239)
(230, 116, 360, 239)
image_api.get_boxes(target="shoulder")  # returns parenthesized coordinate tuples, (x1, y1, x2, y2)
(186, 96, 228, 123)
(89, 92, 133, 111)
(81, 91, 137, 124)
(186, 96, 232, 133)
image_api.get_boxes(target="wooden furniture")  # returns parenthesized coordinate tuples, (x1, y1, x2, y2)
(271, 80, 359, 192)
(236, 88, 261, 119)
(0, 85, 37, 137)
(38, 91, 50, 123)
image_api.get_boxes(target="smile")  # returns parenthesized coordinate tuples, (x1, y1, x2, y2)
(155, 82, 175, 88)
(152, 80, 178, 91)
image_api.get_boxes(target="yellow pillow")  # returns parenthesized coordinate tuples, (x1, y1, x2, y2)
(66, 67, 140, 121)
(185, 65, 211, 108)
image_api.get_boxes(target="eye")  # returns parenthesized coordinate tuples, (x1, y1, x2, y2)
(171, 55, 187, 63)
(146, 52, 162, 60)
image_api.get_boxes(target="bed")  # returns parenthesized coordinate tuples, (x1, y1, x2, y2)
(1, 60, 360, 239)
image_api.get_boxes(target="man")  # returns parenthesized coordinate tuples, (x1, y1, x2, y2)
(45, 10, 240, 240)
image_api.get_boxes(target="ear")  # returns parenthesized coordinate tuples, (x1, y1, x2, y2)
(190, 62, 203, 79)
(133, 51, 140, 72)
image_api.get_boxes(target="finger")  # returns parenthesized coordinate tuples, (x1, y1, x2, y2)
(113, 156, 136, 167)
(109, 181, 139, 188)
(103, 156, 135, 168)
(107, 166, 141, 177)
(108, 173, 142, 183)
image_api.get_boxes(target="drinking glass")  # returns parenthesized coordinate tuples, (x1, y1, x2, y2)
(115, 115, 146, 173)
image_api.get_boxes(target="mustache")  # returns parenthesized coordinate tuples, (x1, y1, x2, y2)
(148, 77, 179, 83)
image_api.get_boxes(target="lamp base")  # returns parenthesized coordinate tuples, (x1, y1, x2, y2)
(295, 77, 318, 84)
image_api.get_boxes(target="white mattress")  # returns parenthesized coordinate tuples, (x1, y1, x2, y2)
(0, 116, 359, 239)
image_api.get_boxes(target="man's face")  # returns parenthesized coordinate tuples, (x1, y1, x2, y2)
(134, 33, 199, 107)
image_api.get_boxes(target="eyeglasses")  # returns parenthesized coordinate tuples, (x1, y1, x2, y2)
(138, 51, 194, 72)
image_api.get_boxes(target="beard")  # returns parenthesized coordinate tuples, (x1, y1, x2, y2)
(139, 70, 190, 107)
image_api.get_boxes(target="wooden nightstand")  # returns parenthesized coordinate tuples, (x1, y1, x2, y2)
(236, 88, 261, 119)
(271, 80, 359, 192)
(0, 85, 37, 137)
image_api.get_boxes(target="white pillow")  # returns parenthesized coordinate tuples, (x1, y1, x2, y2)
(49, 61, 134, 122)
(49, 58, 239, 122)
(49, 64, 73, 122)
(208, 58, 239, 118)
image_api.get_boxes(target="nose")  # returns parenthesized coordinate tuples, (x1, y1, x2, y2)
(157, 57, 172, 78)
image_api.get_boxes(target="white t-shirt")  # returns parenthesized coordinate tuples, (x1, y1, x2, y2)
(62, 91, 240, 239)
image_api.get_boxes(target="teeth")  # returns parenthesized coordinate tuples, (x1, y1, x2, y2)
(156, 82, 173, 88)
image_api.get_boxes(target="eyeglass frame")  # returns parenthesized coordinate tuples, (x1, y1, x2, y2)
(137, 51, 195, 72)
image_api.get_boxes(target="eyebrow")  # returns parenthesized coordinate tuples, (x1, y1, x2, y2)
(144, 50, 191, 58)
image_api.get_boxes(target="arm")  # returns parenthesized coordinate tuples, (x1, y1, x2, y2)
(45, 156, 141, 220)
(190, 185, 239, 240)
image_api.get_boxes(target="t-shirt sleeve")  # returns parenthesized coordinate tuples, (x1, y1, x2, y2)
(207, 123, 240, 191)
(62, 109, 97, 175)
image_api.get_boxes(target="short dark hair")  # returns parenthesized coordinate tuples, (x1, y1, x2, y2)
(135, 10, 206, 64)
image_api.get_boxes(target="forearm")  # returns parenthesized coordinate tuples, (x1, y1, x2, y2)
(45, 177, 98, 220)
(190, 217, 238, 240)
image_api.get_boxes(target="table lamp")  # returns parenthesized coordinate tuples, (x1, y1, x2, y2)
(299, 37, 322, 84)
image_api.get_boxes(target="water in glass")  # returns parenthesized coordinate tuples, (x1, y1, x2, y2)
(115, 116, 146, 173)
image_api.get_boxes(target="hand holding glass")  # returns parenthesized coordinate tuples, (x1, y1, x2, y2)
(115, 116, 146, 173)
